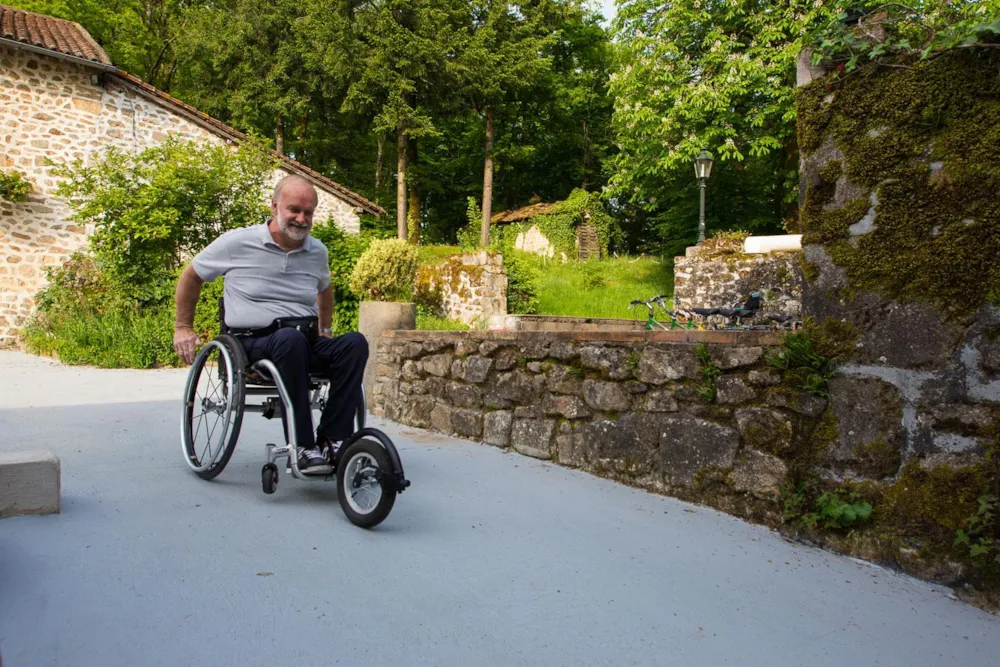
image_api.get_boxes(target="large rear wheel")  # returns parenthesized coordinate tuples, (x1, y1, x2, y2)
(181, 335, 246, 480)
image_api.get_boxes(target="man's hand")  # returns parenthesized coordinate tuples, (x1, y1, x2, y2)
(174, 326, 201, 365)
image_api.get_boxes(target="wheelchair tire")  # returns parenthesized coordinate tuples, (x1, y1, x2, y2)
(181, 334, 247, 480)
(336, 438, 395, 529)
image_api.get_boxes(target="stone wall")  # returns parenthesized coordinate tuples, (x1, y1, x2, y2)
(0, 45, 361, 345)
(793, 49, 1000, 600)
(673, 246, 803, 318)
(416, 252, 507, 327)
(373, 330, 818, 508)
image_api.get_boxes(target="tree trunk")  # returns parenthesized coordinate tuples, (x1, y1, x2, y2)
(375, 135, 384, 206)
(396, 123, 407, 240)
(407, 136, 421, 244)
(275, 115, 285, 156)
(480, 104, 495, 247)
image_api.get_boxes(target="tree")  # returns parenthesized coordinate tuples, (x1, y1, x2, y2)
(456, 0, 557, 245)
(344, 0, 469, 240)
(608, 0, 841, 250)
(174, 0, 354, 156)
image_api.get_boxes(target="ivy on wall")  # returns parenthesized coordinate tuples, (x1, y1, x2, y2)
(487, 189, 625, 260)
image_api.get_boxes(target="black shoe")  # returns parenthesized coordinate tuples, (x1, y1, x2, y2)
(298, 448, 333, 475)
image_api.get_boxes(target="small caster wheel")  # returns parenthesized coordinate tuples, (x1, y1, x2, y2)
(262, 463, 279, 494)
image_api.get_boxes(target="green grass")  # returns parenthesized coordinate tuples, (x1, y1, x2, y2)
(528, 253, 674, 319)
(23, 306, 178, 368)
(416, 244, 462, 265)
(416, 313, 470, 331)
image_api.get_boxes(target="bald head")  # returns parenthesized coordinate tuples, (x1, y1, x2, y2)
(273, 174, 317, 205)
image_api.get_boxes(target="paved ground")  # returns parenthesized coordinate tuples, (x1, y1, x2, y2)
(0, 350, 998, 667)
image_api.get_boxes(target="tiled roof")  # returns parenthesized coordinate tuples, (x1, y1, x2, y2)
(0, 4, 111, 65)
(491, 201, 556, 225)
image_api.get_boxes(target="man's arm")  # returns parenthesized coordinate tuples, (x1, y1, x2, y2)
(317, 285, 334, 338)
(174, 264, 205, 364)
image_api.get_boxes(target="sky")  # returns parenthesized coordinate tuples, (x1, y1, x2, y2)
(594, 0, 618, 26)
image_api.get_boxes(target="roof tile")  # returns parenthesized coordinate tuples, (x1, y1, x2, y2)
(0, 5, 111, 65)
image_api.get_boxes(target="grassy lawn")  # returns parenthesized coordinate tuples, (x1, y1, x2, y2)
(529, 254, 674, 319)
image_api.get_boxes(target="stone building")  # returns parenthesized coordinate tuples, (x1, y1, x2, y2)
(0, 5, 384, 345)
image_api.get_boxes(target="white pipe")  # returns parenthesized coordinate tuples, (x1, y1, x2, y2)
(743, 234, 802, 254)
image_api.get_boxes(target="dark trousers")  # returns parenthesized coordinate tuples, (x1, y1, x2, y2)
(241, 329, 368, 450)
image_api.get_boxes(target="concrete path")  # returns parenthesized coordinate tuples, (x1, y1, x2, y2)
(0, 350, 997, 667)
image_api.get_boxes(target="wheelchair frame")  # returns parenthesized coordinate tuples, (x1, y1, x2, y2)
(181, 331, 410, 527)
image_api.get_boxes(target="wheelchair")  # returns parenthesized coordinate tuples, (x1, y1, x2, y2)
(179, 307, 410, 529)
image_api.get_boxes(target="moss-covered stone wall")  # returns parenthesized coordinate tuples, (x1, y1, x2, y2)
(796, 48, 1000, 606)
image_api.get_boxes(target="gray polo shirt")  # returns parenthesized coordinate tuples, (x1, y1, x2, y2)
(192, 222, 331, 328)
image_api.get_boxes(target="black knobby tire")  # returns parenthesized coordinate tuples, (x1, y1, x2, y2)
(336, 438, 395, 529)
(182, 334, 247, 480)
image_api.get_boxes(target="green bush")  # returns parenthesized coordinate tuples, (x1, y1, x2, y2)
(50, 136, 274, 306)
(503, 251, 540, 314)
(349, 238, 418, 302)
(23, 254, 225, 368)
(0, 168, 31, 202)
(23, 137, 273, 367)
(311, 222, 390, 333)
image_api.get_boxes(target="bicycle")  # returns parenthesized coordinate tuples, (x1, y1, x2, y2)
(628, 295, 703, 331)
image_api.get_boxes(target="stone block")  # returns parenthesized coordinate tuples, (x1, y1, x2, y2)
(580, 345, 631, 379)
(446, 381, 482, 409)
(484, 410, 513, 447)
(514, 405, 543, 419)
(452, 409, 483, 439)
(715, 377, 757, 405)
(827, 375, 904, 475)
(421, 353, 453, 377)
(765, 387, 828, 418)
(548, 341, 578, 361)
(659, 415, 740, 486)
(582, 379, 631, 412)
(400, 395, 435, 429)
(730, 450, 787, 498)
(430, 402, 454, 434)
(639, 388, 678, 412)
(709, 346, 764, 370)
(0, 450, 60, 517)
(401, 360, 423, 381)
(542, 394, 591, 419)
(635, 346, 699, 385)
(555, 432, 586, 468)
(494, 370, 544, 404)
(734, 408, 794, 454)
(580, 415, 655, 477)
(455, 355, 493, 383)
(546, 365, 583, 395)
(510, 419, 554, 459)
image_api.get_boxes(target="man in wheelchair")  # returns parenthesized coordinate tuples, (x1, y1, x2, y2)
(172, 175, 367, 476)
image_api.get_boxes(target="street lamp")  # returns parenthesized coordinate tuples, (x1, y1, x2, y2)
(694, 148, 714, 244)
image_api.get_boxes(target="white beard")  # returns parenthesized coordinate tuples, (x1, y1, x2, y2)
(280, 219, 311, 241)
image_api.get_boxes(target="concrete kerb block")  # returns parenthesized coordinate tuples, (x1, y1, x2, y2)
(0, 450, 60, 518)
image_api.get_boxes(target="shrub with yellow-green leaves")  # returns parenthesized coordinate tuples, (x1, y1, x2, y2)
(349, 238, 418, 302)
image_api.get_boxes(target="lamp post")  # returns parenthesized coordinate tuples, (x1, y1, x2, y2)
(694, 148, 714, 244)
